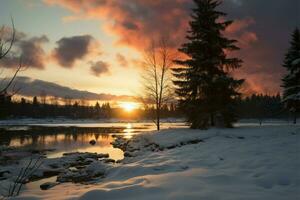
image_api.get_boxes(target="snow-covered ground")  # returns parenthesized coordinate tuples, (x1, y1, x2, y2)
(6, 125, 300, 200)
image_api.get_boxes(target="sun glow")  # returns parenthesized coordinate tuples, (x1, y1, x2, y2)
(120, 102, 139, 112)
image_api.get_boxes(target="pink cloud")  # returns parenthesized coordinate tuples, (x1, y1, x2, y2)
(45, 0, 190, 50)
(226, 18, 255, 34)
(44, 0, 280, 95)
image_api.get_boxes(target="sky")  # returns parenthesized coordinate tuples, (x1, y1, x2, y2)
(0, 0, 299, 103)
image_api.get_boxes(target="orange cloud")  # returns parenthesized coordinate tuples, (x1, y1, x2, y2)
(116, 53, 128, 67)
(225, 17, 258, 49)
(239, 32, 258, 48)
(44, 0, 281, 95)
(45, 0, 190, 50)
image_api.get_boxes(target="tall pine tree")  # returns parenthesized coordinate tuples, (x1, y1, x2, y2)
(173, 0, 243, 129)
(281, 28, 300, 124)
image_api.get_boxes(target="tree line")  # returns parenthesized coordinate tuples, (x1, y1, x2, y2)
(236, 94, 289, 122)
(0, 96, 181, 120)
(0, 94, 290, 121)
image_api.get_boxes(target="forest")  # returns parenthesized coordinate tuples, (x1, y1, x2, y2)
(0, 94, 290, 121)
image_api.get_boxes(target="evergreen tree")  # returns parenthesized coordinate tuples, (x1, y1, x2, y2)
(173, 0, 243, 129)
(33, 96, 38, 106)
(94, 102, 101, 118)
(32, 96, 39, 117)
(281, 28, 300, 124)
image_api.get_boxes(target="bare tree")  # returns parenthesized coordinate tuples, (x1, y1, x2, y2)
(0, 18, 25, 101)
(79, 98, 88, 106)
(49, 96, 59, 106)
(40, 90, 47, 105)
(0, 58, 24, 96)
(140, 38, 175, 130)
(62, 96, 74, 106)
(0, 17, 15, 60)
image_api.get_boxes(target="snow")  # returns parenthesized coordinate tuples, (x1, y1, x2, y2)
(6, 125, 300, 199)
(0, 152, 113, 198)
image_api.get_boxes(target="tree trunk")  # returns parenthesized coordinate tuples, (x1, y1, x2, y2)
(156, 108, 160, 130)
(210, 113, 215, 127)
(259, 118, 262, 126)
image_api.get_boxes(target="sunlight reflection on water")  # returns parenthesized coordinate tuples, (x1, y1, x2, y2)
(123, 123, 134, 139)
(1, 122, 188, 161)
(6, 132, 125, 160)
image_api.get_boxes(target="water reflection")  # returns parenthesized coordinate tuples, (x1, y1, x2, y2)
(44, 134, 124, 160)
(0, 122, 188, 161)
(124, 123, 134, 139)
(1, 131, 124, 160)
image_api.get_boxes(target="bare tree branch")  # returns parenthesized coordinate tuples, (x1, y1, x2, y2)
(0, 17, 15, 60)
(0, 57, 24, 94)
(140, 37, 176, 130)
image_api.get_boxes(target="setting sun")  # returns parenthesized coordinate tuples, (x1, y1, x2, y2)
(120, 102, 139, 112)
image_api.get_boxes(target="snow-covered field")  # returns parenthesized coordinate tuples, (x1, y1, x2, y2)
(6, 125, 300, 199)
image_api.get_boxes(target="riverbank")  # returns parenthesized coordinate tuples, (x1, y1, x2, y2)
(7, 125, 300, 199)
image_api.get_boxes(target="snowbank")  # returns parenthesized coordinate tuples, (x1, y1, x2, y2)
(12, 125, 300, 199)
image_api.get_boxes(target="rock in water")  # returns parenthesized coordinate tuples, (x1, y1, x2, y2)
(103, 158, 115, 163)
(57, 161, 106, 183)
(97, 153, 109, 158)
(40, 182, 59, 190)
(89, 140, 96, 145)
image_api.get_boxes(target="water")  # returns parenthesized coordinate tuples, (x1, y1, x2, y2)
(0, 122, 187, 161)
(2, 119, 287, 161)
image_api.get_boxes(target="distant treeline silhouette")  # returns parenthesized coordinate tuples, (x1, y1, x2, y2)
(0, 94, 290, 120)
(236, 94, 289, 120)
(0, 96, 180, 120)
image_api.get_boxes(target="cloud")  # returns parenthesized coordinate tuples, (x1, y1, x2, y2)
(226, 18, 255, 34)
(19, 36, 49, 68)
(44, 0, 191, 49)
(221, 0, 299, 94)
(0, 26, 26, 42)
(52, 35, 98, 68)
(90, 60, 110, 77)
(238, 32, 258, 48)
(0, 27, 49, 69)
(116, 53, 128, 67)
(224, 17, 258, 49)
(2, 76, 134, 101)
(44, 0, 299, 94)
